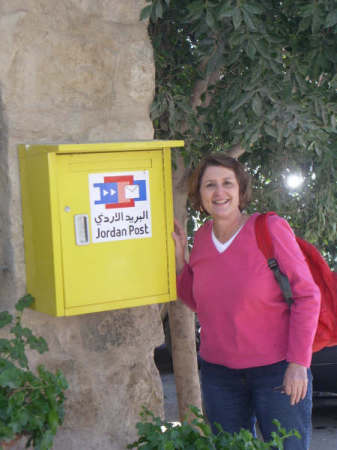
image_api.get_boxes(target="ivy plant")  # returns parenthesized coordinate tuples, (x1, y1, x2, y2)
(128, 406, 300, 449)
(0, 295, 68, 449)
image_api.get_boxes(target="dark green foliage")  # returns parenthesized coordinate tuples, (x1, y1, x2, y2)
(128, 406, 300, 449)
(0, 295, 68, 449)
(141, 0, 337, 267)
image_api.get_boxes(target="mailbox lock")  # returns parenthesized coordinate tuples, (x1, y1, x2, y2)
(74, 214, 90, 245)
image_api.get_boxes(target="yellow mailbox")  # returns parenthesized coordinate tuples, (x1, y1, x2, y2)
(18, 141, 184, 316)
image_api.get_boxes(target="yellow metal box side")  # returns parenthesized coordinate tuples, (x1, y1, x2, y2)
(162, 147, 177, 301)
(18, 146, 64, 316)
(23, 141, 184, 155)
(65, 293, 172, 316)
(47, 153, 66, 316)
(55, 140, 184, 154)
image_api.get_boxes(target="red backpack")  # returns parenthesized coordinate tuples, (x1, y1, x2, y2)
(255, 212, 337, 353)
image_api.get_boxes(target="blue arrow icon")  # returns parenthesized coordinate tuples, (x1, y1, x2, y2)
(94, 183, 118, 204)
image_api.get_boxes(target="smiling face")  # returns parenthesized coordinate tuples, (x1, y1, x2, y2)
(199, 165, 241, 220)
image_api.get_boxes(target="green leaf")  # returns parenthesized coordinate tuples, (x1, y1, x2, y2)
(8, 339, 28, 368)
(230, 91, 255, 112)
(246, 39, 256, 59)
(325, 10, 337, 28)
(232, 7, 242, 30)
(312, 8, 323, 33)
(15, 294, 34, 312)
(28, 335, 48, 354)
(218, 4, 236, 19)
(299, 4, 314, 18)
(269, 59, 281, 74)
(242, 4, 263, 15)
(187, 0, 204, 20)
(206, 44, 225, 76)
(254, 39, 268, 57)
(326, 46, 337, 64)
(206, 9, 216, 29)
(155, 0, 164, 19)
(139, 4, 152, 21)
(249, 129, 261, 144)
(242, 10, 257, 31)
(38, 430, 55, 449)
(0, 338, 11, 353)
(298, 16, 312, 32)
(48, 409, 59, 433)
(264, 124, 277, 138)
(252, 95, 263, 116)
(229, 30, 248, 48)
(0, 312, 12, 329)
(0, 367, 23, 388)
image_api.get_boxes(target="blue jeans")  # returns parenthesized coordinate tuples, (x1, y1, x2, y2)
(200, 358, 312, 450)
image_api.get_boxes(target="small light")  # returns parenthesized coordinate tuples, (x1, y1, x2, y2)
(286, 174, 304, 189)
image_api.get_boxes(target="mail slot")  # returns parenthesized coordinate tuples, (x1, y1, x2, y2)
(18, 141, 184, 316)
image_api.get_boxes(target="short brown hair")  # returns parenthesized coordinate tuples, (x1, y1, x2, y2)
(188, 153, 252, 213)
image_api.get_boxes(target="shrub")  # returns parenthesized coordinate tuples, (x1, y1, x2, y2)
(128, 405, 300, 449)
(0, 295, 68, 449)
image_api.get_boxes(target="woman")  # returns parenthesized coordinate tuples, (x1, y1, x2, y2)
(172, 154, 320, 449)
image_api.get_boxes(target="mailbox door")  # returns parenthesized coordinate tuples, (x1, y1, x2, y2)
(56, 150, 173, 315)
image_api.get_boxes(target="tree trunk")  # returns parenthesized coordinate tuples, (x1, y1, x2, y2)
(169, 154, 202, 422)
(168, 300, 201, 421)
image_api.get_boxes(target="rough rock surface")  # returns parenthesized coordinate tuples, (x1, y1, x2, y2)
(0, 1, 164, 448)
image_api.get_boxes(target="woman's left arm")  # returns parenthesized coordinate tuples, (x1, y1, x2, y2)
(268, 215, 321, 404)
(268, 215, 321, 365)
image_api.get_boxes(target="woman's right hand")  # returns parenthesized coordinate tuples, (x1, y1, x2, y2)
(172, 218, 187, 274)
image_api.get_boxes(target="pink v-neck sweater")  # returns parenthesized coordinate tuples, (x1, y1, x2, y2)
(177, 213, 320, 369)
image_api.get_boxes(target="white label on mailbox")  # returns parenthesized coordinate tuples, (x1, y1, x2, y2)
(89, 171, 152, 243)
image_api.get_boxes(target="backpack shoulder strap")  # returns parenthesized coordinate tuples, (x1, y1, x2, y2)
(255, 212, 294, 306)
(255, 212, 277, 259)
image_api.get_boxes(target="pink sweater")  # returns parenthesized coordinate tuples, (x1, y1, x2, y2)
(177, 213, 321, 369)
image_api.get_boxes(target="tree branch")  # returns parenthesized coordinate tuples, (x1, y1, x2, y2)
(227, 143, 246, 159)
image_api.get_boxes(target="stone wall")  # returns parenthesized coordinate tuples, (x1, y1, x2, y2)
(0, 1, 164, 448)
